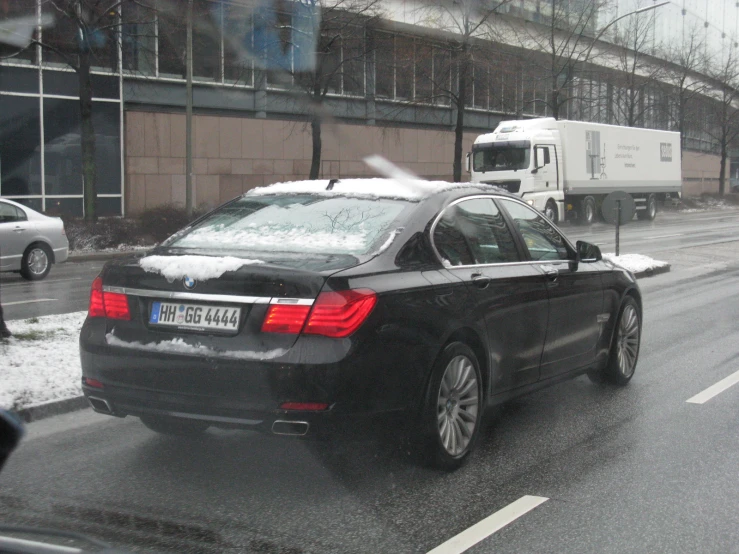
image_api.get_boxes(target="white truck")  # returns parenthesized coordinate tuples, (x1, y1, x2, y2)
(467, 117, 682, 224)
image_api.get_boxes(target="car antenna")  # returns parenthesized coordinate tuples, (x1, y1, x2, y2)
(326, 179, 339, 190)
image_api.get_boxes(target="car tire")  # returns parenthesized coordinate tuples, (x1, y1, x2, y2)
(579, 196, 596, 225)
(416, 342, 484, 471)
(140, 415, 210, 437)
(544, 200, 559, 224)
(588, 296, 641, 386)
(20, 244, 52, 281)
(637, 194, 657, 221)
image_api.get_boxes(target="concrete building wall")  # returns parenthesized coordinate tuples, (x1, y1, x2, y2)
(681, 150, 727, 197)
(125, 110, 729, 214)
(124, 110, 479, 214)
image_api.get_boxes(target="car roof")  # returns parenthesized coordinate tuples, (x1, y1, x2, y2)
(245, 178, 517, 203)
(0, 198, 30, 212)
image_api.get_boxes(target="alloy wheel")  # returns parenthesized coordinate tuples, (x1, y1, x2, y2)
(616, 304, 640, 378)
(28, 248, 49, 276)
(437, 355, 479, 456)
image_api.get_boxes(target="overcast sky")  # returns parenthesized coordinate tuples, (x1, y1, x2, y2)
(602, 0, 738, 64)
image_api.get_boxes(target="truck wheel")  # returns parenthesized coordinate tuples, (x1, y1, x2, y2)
(544, 200, 558, 224)
(579, 196, 596, 225)
(637, 194, 657, 221)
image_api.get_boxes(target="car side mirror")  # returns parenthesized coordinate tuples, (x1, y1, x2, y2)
(576, 240, 602, 262)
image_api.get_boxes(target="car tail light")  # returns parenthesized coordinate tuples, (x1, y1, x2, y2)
(84, 377, 104, 389)
(89, 277, 106, 317)
(261, 304, 311, 334)
(88, 277, 130, 320)
(304, 289, 377, 338)
(280, 402, 329, 411)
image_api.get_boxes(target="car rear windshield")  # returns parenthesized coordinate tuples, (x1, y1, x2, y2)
(168, 194, 412, 256)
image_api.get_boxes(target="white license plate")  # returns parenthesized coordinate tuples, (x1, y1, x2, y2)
(150, 302, 241, 332)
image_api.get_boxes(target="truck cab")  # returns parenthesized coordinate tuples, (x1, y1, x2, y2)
(469, 118, 564, 223)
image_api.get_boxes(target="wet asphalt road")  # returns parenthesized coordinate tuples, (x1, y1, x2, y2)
(1, 259, 104, 321)
(1, 209, 739, 553)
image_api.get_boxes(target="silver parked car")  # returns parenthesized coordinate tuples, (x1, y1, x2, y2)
(0, 198, 69, 280)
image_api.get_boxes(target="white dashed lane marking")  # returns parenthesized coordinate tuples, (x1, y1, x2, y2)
(686, 369, 739, 404)
(3, 298, 57, 306)
(426, 495, 549, 554)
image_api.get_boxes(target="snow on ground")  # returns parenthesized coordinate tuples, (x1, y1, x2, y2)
(0, 312, 86, 411)
(603, 253, 669, 274)
(139, 254, 264, 281)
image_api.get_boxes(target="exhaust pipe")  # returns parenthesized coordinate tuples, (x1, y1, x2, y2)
(88, 396, 113, 415)
(271, 420, 310, 436)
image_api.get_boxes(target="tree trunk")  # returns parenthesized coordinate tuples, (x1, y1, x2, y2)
(453, 45, 469, 182)
(309, 116, 322, 180)
(79, 49, 97, 221)
(551, 88, 560, 120)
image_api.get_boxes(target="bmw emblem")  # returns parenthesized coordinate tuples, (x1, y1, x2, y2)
(183, 276, 197, 290)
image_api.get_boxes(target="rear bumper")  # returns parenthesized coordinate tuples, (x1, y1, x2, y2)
(53, 246, 68, 264)
(82, 381, 407, 440)
(80, 323, 427, 440)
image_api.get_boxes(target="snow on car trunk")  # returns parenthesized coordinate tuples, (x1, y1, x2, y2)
(0, 312, 86, 411)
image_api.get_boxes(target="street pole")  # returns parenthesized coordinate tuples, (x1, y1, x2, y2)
(615, 200, 621, 256)
(0, 245, 9, 338)
(185, 0, 194, 218)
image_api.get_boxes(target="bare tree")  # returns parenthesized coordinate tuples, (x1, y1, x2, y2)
(412, 0, 511, 181)
(18, 1, 157, 221)
(509, 0, 609, 120)
(607, 3, 663, 127)
(260, 0, 381, 180)
(659, 24, 709, 155)
(706, 48, 739, 196)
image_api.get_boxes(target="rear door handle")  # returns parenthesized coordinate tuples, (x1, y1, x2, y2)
(13, 227, 25, 233)
(471, 273, 492, 289)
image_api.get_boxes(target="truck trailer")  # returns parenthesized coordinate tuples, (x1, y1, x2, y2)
(467, 117, 682, 224)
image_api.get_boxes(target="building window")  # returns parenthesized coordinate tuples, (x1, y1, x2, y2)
(0, 0, 37, 64)
(157, 1, 186, 78)
(122, 1, 157, 75)
(415, 42, 432, 102)
(192, 0, 222, 81)
(394, 36, 414, 100)
(374, 32, 394, 98)
(342, 29, 365, 96)
(0, 95, 42, 197)
(223, 1, 254, 85)
(433, 46, 451, 105)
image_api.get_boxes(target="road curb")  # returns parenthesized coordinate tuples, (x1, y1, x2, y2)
(16, 396, 89, 423)
(633, 264, 671, 279)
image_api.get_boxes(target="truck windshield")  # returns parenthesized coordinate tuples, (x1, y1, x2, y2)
(473, 146, 530, 172)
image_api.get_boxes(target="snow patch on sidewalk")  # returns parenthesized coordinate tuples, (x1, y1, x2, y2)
(139, 254, 264, 281)
(0, 312, 86, 411)
(603, 253, 669, 274)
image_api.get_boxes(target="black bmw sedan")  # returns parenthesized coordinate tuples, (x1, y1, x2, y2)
(80, 178, 641, 470)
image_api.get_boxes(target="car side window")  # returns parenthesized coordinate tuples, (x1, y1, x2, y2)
(433, 198, 520, 266)
(0, 202, 21, 224)
(498, 199, 570, 261)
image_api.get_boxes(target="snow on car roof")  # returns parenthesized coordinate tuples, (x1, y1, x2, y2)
(246, 178, 471, 201)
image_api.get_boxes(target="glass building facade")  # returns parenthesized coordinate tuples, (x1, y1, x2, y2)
(0, 0, 123, 217)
